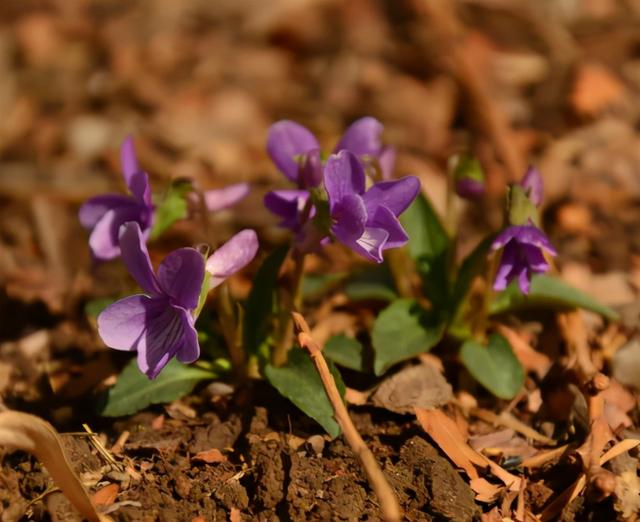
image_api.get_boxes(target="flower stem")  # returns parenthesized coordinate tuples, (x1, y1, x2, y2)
(216, 283, 246, 380)
(271, 249, 306, 367)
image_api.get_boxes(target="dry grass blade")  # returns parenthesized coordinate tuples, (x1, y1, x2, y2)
(521, 445, 569, 469)
(0, 410, 111, 522)
(471, 407, 556, 445)
(599, 439, 640, 465)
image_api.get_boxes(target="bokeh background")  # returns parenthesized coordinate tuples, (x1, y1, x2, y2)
(0, 0, 639, 362)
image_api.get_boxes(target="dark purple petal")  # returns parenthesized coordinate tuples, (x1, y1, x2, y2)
(175, 309, 200, 364)
(97, 294, 151, 351)
(136, 301, 189, 379)
(368, 205, 408, 249)
(157, 248, 205, 310)
(89, 205, 150, 261)
(299, 148, 323, 188)
(118, 221, 162, 295)
(264, 190, 311, 230)
(206, 229, 259, 289)
(521, 244, 549, 273)
(267, 120, 320, 182)
(331, 193, 367, 244)
(362, 176, 420, 217)
(324, 151, 366, 207)
(203, 183, 250, 212)
(517, 266, 531, 294)
(520, 166, 543, 207)
(377, 145, 396, 180)
(334, 117, 383, 157)
(455, 178, 485, 200)
(352, 228, 389, 263)
(511, 226, 557, 256)
(79, 194, 138, 230)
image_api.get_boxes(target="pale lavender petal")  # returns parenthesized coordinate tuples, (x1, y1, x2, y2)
(362, 176, 420, 216)
(89, 206, 149, 261)
(203, 183, 250, 212)
(79, 194, 137, 229)
(331, 193, 367, 244)
(97, 295, 150, 351)
(264, 190, 311, 230)
(324, 151, 366, 207)
(352, 228, 389, 263)
(517, 226, 557, 256)
(175, 309, 200, 364)
(136, 301, 187, 379)
(377, 145, 396, 180)
(334, 117, 383, 157)
(520, 166, 543, 207)
(206, 229, 259, 289)
(267, 120, 320, 182)
(517, 266, 531, 294)
(157, 248, 205, 310)
(493, 243, 518, 291)
(118, 221, 162, 295)
(368, 205, 408, 248)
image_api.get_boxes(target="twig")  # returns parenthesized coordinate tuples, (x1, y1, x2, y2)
(292, 312, 402, 522)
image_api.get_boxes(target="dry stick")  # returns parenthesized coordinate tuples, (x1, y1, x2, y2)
(413, 0, 525, 181)
(292, 312, 402, 522)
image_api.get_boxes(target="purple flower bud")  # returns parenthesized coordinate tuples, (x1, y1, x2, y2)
(520, 166, 543, 207)
(325, 151, 420, 263)
(455, 178, 485, 200)
(97, 222, 204, 379)
(490, 225, 557, 294)
(79, 137, 154, 260)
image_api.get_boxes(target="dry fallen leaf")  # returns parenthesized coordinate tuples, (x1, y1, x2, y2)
(0, 410, 110, 522)
(570, 62, 626, 117)
(191, 448, 227, 464)
(92, 483, 119, 507)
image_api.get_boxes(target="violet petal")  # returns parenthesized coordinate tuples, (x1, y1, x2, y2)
(324, 151, 366, 208)
(520, 166, 543, 207)
(174, 309, 200, 364)
(118, 221, 162, 296)
(97, 295, 150, 351)
(362, 176, 421, 216)
(89, 206, 148, 261)
(493, 242, 518, 291)
(206, 229, 259, 289)
(79, 194, 138, 230)
(368, 205, 409, 249)
(267, 120, 320, 182)
(377, 145, 396, 180)
(331, 193, 367, 244)
(334, 117, 383, 157)
(352, 228, 389, 263)
(203, 183, 250, 212)
(263, 189, 310, 230)
(157, 248, 205, 310)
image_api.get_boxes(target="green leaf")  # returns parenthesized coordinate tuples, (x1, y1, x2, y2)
(243, 245, 289, 356)
(265, 348, 345, 438)
(150, 179, 193, 240)
(490, 274, 618, 320)
(324, 335, 365, 372)
(450, 235, 494, 314)
(301, 272, 346, 301)
(372, 299, 446, 375)
(400, 193, 451, 308)
(100, 358, 216, 417)
(459, 334, 524, 399)
(344, 264, 397, 302)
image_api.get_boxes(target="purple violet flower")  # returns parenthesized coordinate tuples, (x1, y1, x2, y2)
(97, 222, 204, 379)
(455, 178, 485, 200)
(79, 137, 154, 260)
(325, 150, 420, 263)
(263, 190, 314, 233)
(490, 225, 557, 294)
(520, 166, 543, 207)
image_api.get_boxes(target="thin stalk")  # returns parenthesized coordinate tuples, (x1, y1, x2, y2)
(216, 283, 246, 380)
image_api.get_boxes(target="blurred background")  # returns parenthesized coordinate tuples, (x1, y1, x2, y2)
(0, 0, 639, 329)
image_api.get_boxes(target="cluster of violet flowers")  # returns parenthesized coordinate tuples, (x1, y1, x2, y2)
(80, 138, 257, 378)
(264, 118, 420, 262)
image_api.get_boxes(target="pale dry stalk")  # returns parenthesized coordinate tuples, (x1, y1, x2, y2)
(292, 312, 402, 522)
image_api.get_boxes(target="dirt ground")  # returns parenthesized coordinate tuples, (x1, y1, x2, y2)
(1, 0, 640, 520)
